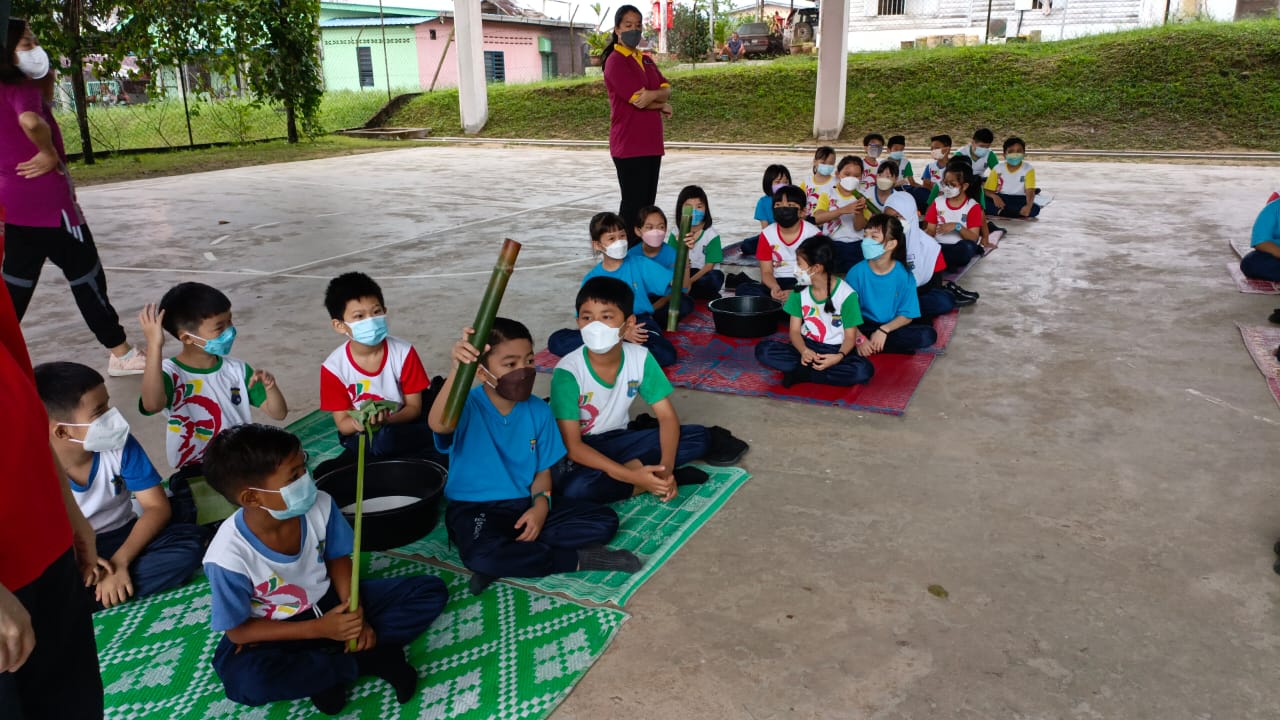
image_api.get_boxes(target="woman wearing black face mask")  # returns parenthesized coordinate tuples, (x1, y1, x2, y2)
(601, 5, 672, 245)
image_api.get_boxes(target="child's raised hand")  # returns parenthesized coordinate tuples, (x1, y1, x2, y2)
(450, 327, 485, 368)
(139, 304, 166, 349)
(250, 369, 276, 390)
(317, 604, 364, 643)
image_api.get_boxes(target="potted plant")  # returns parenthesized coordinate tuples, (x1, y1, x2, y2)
(586, 29, 613, 65)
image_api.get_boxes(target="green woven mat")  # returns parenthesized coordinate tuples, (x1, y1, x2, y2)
(95, 555, 627, 720)
(390, 465, 751, 607)
(289, 409, 347, 467)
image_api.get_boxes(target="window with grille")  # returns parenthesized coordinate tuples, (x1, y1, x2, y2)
(877, 0, 906, 14)
(356, 46, 374, 87)
(483, 51, 506, 83)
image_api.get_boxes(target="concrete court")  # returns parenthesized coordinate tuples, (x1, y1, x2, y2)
(17, 146, 1280, 719)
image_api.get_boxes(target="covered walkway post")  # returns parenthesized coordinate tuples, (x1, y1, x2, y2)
(456, 0, 488, 134)
(812, 0, 850, 140)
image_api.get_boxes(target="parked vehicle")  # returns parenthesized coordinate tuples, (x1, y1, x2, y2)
(735, 22, 782, 56)
(783, 7, 819, 49)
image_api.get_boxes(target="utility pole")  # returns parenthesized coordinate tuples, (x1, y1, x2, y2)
(378, 0, 391, 101)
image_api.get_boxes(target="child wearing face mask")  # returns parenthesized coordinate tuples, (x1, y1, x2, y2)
(670, 185, 725, 300)
(924, 165, 988, 271)
(628, 205, 692, 325)
(742, 164, 793, 259)
(920, 134, 952, 191)
(318, 273, 444, 472)
(885, 135, 917, 189)
(955, 127, 999, 176)
(864, 160, 916, 217)
(736, 184, 822, 300)
(860, 133, 886, 190)
(803, 146, 838, 220)
(36, 361, 205, 611)
(550, 277, 748, 505)
(847, 215, 939, 355)
(546, 212, 677, 367)
(984, 137, 1043, 220)
(812, 156, 868, 273)
(883, 193, 969, 317)
(754, 235, 874, 388)
(428, 318, 640, 596)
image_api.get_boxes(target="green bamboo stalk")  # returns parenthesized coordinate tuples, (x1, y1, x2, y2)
(347, 431, 366, 652)
(439, 238, 522, 431)
(666, 206, 694, 333)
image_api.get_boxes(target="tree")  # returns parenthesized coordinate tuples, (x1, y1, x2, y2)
(669, 4, 712, 64)
(234, 0, 323, 143)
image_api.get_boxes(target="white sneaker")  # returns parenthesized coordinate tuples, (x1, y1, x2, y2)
(108, 347, 147, 377)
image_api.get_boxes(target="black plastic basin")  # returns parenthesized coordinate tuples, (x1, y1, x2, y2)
(315, 458, 446, 551)
(708, 295, 785, 338)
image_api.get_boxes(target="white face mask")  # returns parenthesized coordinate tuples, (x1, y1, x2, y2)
(931, 148, 946, 160)
(16, 47, 50, 80)
(601, 238, 628, 260)
(580, 320, 622, 353)
(794, 268, 812, 287)
(876, 176, 895, 191)
(60, 407, 131, 452)
(838, 176, 859, 192)
(940, 184, 961, 200)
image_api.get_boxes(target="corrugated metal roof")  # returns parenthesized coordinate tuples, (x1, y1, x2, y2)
(320, 16, 437, 27)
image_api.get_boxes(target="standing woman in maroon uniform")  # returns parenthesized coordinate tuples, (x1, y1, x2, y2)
(601, 5, 672, 243)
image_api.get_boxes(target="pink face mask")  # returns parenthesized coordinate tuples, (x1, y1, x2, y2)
(641, 228, 666, 247)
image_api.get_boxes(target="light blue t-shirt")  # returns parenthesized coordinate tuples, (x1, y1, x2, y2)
(847, 260, 921, 324)
(627, 241, 677, 271)
(434, 384, 566, 503)
(582, 256, 671, 316)
(1251, 200, 1280, 248)
(753, 195, 775, 224)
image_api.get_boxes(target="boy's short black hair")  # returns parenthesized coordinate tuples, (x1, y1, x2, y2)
(589, 212, 626, 243)
(762, 164, 792, 195)
(159, 282, 232, 339)
(675, 185, 712, 229)
(973, 128, 994, 144)
(575, 276, 633, 317)
(813, 145, 836, 161)
(34, 361, 104, 420)
(203, 424, 303, 504)
(887, 135, 906, 148)
(772, 184, 807, 208)
(480, 316, 534, 364)
(324, 272, 385, 321)
(863, 133, 885, 146)
(635, 205, 667, 229)
(930, 134, 952, 147)
(877, 159, 900, 177)
(836, 155, 863, 174)
(1003, 136, 1025, 152)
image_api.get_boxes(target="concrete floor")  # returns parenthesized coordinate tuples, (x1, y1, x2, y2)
(21, 147, 1280, 719)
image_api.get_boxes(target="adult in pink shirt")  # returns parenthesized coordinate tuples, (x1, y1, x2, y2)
(601, 5, 672, 244)
(0, 19, 145, 377)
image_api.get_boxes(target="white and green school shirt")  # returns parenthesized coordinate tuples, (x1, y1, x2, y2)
(550, 343, 672, 436)
(667, 226, 723, 270)
(784, 278, 864, 345)
(140, 356, 266, 469)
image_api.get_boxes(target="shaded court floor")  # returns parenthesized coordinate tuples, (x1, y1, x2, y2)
(18, 146, 1280, 719)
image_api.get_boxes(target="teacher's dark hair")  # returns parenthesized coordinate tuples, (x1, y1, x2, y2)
(600, 5, 643, 64)
(1, 19, 29, 84)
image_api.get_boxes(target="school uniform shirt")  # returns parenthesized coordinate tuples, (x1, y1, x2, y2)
(784, 278, 864, 345)
(753, 195, 775, 225)
(582, 256, 671, 316)
(802, 175, 836, 218)
(203, 492, 353, 633)
(627, 241, 677, 271)
(70, 434, 163, 535)
(905, 231, 947, 288)
(860, 157, 880, 191)
(319, 336, 430, 415)
(434, 385, 566, 503)
(669, 227, 723, 269)
(984, 161, 1036, 195)
(759, 221, 822, 280)
(816, 188, 863, 242)
(920, 160, 947, 185)
(954, 146, 999, 174)
(924, 196, 985, 246)
(866, 188, 915, 216)
(847, 261, 922, 323)
(550, 343, 672, 436)
(141, 357, 267, 470)
(1252, 200, 1280, 248)
(603, 44, 669, 159)
(896, 159, 916, 182)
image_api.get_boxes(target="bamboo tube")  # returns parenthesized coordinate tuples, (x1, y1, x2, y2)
(347, 432, 367, 652)
(665, 206, 694, 332)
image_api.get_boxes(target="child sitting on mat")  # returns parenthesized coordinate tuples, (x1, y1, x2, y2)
(755, 235, 875, 388)
(886, 135, 918, 193)
(201, 424, 447, 715)
(319, 272, 444, 473)
(803, 146, 838, 220)
(737, 185, 822, 301)
(883, 194, 968, 317)
(955, 127, 999, 177)
(1241, 194, 1280, 282)
(984, 137, 1043, 220)
(744, 164, 793, 258)
(848, 214, 939, 355)
(860, 133, 886, 190)
(864, 160, 916, 217)
(428, 318, 641, 596)
(924, 163, 988, 272)
(670, 185, 725, 300)
(36, 361, 204, 611)
(551, 277, 749, 504)
(630, 206, 677, 270)
(812, 156, 867, 273)
(547, 212, 677, 367)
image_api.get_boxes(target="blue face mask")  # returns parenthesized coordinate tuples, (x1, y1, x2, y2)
(347, 314, 388, 346)
(191, 326, 237, 356)
(888, 150, 905, 161)
(254, 473, 318, 520)
(690, 208, 706, 225)
(972, 145, 990, 159)
(861, 237, 886, 261)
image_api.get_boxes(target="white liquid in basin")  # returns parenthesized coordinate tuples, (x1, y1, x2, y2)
(342, 495, 421, 514)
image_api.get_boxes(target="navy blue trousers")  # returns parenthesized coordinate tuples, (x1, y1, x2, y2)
(92, 518, 204, 610)
(1241, 250, 1280, 282)
(686, 268, 725, 300)
(734, 275, 797, 298)
(754, 337, 874, 386)
(918, 286, 956, 318)
(650, 293, 695, 327)
(857, 321, 937, 354)
(940, 240, 982, 270)
(990, 192, 1042, 218)
(213, 574, 447, 707)
(555, 426, 710, 504)
(547, 312, 677, 367)
(445, 497, 619, 578)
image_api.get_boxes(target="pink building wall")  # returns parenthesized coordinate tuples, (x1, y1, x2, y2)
(415, 19, 549, 89)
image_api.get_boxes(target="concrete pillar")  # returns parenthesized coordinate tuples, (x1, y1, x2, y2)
(812, 0, 850, 140)
(455, 0, 488, 134)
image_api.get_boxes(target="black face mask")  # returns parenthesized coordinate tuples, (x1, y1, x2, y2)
(774, 206, 800, 227)
(482, 366, 537, 403)
(619, 29, 643, 48)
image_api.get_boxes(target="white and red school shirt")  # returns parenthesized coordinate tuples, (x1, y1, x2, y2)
(759, 221, 822, 279)
(861, 156, 880, 191)
(924, 196, 984, 246)
(320, 336, 430, 413)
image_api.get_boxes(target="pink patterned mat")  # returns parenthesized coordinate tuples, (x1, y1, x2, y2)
(1226, 262, 1280, 295)
(1237, 324, 1280, 410)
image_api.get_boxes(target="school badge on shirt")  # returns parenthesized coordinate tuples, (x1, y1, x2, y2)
(230, 387, 243, 406)
(626, 380, 640, 398)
